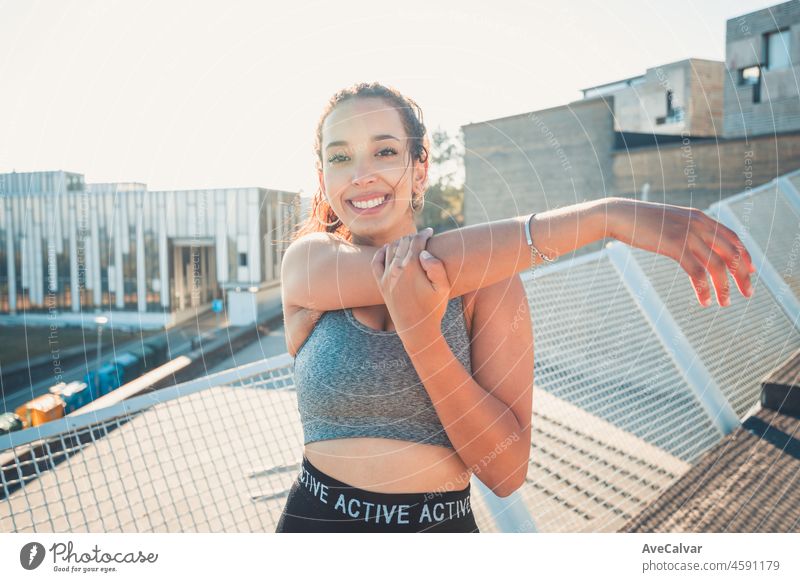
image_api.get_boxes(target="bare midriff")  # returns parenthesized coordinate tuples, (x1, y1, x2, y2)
(304, 437, 473, 494)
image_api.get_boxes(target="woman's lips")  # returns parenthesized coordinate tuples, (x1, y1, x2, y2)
(347, 193, 392, 214)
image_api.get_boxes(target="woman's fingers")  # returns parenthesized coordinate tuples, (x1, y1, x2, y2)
(397, 234, 414, 268)
(694, 214, 755, 295)
(608, 199, 756, 307)
(672, 241, 714, 306)
(401, 237, 414, 267)
(372, 244, 387, 273)
(689, 235, 732, 306)
(384, 241, 397, 275)
(386, 239, 400, 267)
(404, 229, 433, 267)
(394, 236, 411, 269)
(386, 236, 411, 279)
(681, 232, 752, 307)
(382, 230, 434, 279)
(698, 213, 756, 272)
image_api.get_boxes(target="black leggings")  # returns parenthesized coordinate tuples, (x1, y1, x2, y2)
(275, 455, 480, 533)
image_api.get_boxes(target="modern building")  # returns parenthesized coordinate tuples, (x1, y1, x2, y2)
(724, 0, 800, 137)
(462, 96, 616, 260)
(0, 170, 300, 326)
(463, 0, 800, 251)
(582, 59, 724, 138)
(462, 59, 728, 250)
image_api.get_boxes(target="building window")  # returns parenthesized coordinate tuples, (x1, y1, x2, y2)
(238, 252, 248, 267)
(739, 65, 762, 103)
(739, 65, 761, 84)
(656, 90, 684, 124)
(764, 29, 791, 71)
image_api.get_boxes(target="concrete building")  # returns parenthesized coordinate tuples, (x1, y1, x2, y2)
(463, 1, 800, 247)
(463, 59, 724, 254)
(583, 59, 724, 138)
(724, 0, 800, 137)
(462, 98, 616, 257)
(463, 60, 727, 251)
(611, 130, 800, 207)
(0, 171, 300, 327)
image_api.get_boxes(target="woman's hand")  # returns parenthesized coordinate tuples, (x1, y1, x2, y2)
(605, 198, 757, 307)
(370, 228, 452, 351)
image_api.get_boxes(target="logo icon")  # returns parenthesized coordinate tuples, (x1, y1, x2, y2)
(19, 542, 46, 570)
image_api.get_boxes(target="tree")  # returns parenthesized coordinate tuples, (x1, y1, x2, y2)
(415, 128, 464, 233)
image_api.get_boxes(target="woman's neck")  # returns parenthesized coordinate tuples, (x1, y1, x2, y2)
(351, 221, 419, 247)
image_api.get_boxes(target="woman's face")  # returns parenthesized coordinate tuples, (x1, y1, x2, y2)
(318, 97, 427, 246)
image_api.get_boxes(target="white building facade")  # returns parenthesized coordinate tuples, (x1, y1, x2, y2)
(0, 171, 300, 323)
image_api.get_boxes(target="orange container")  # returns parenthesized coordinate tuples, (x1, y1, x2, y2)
(15, 393, 65, 428)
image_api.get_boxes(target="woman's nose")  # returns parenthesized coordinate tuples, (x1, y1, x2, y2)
(351, 155, 377, 187)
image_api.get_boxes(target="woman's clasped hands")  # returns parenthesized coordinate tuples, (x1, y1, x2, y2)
(370, 227, 452, 351)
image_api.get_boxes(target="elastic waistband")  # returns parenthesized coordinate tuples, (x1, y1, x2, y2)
(297, 455, 473, 527)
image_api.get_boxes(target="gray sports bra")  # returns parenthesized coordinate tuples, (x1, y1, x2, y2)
(292, 296, 473, 449)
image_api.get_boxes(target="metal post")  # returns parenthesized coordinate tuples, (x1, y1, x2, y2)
(605, 243, 740, 434)
(472, 477, 538, 532)
(94, 316, 108, 396)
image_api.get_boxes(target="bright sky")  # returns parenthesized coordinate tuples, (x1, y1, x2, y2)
(0, 0, 782, 197)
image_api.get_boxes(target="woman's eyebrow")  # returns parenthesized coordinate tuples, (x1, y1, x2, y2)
(324, 134, 400, 150)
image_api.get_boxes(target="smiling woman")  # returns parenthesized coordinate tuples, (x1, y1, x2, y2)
(275, 82, 756, 534)
(295, 84, 431, 247)
(277, 83, 489, 533)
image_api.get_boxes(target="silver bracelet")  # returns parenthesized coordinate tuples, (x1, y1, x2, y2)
(525, 212, 555, 271)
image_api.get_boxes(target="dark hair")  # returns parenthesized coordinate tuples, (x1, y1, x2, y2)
(292, 82, 430, 243)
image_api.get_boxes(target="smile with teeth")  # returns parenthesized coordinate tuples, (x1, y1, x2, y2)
(349, 195, 389, 209)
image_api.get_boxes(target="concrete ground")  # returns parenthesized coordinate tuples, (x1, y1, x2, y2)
(207, 324, 288, 374)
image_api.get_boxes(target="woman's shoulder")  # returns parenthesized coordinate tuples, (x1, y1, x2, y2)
(283, 303, 330, 358)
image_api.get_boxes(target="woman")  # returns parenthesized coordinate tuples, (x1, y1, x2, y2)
(275, 82, 756, 533)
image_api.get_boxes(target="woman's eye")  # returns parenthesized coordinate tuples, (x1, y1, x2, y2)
(328, 147, 395, 164)
(328, 153, 349, 164)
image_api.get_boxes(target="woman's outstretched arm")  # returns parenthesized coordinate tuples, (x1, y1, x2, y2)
(281, 198, 609, 312)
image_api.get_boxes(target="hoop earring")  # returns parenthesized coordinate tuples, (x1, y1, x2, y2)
(411, 193, 424, 213)
(314, 208, 341, 227)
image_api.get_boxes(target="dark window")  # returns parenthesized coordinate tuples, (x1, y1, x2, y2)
(739, 66, 762, 103)
(238, 252, 248, 267)
(656, 90, 684, 125)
